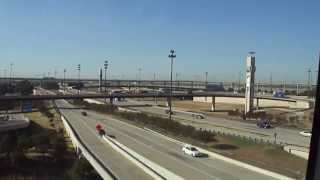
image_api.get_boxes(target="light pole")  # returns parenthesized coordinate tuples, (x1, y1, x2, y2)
(9, 63, 13, 84)
(308, 68, 312, 91)
(205, 72, 208, 89)
(270, 73, 273, 93)
(238, 71, 241, 92)
(104, 60, 108, 94)
(168, 49, 176, 120)
(63, 69, 66, 92)
(77, 64, 81, 94)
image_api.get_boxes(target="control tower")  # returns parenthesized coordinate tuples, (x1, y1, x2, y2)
(245, 52, 256, 115)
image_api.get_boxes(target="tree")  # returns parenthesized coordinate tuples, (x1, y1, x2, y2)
(51, 135, 67, 163)
(9, 149, 26, 167)
(0, 133, 17, 159)
(32, 132, 50, 155)
(17, 134, 33, 151)
(16, 80, 34, 95)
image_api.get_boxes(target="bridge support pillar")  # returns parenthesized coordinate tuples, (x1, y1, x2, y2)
(211, 96, 216, 112)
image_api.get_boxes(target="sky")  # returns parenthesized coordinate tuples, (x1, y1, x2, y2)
(0, 0, 319, 83)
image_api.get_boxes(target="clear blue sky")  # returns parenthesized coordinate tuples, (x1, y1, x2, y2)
(0, 0, 319, 83)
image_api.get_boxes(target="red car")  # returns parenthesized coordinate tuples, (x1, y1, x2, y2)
(96, 124, 105, 136)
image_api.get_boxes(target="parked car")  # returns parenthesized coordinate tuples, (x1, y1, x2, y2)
(81, 111, 87, 116)
(182, 144, 201, 157)
(299, 131, 312, 137)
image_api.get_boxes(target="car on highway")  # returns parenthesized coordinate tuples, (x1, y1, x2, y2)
(81, 111, 87, 116)
(257, 119, 271, 129)
(182, 144, 201, 157)
(299, 131, 312, 137)
(192, 113, 205, 119)
(96, 124, 106, 136)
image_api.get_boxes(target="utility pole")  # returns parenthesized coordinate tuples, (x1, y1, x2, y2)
(308, 68, 312, 91)
(154, 72, 157, 104)
(270, 73, 273, 93)
(63, 69, 66, 93)
(104, 60, 109, 94)
(77, 64, 81, 94)
(205, 72, 208, 89)
(168, 49, 176, 120)
(9, 63, 13, 84)
(238, 71, 241, 92)
(4, 69, 7, 82)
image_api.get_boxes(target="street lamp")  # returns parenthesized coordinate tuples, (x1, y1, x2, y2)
(63, 69, 66, 92)
(77, 64, 81, 94)
(205, 72, 208, 89)
(9, 63, 13, 84)
(104, 60, 108, 93)
(168, 49, 176, 120)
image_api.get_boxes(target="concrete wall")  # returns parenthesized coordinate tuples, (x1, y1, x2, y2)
(193, 97, 311, 109)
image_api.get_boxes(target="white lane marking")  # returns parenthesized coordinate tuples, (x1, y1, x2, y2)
(60, 110, 121, 179)
(89, 114, 225, 180)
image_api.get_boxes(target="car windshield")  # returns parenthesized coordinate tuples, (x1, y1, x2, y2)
(1, 1, 319, 180)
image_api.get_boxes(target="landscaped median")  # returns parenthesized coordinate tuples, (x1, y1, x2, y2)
(71, 99, 308, 180)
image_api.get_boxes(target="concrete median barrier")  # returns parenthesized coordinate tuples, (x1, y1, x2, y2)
(103, 135, 184, 180)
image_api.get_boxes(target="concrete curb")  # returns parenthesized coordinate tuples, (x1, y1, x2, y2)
(103, 135, 184, 180)
(144, 128, 295, 180)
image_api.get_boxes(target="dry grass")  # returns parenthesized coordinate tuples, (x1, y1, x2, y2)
(25, 112, 54, 130)
(212, 136, 307, 179)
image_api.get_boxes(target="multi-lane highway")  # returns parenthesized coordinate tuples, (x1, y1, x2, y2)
(57, 99, 153, 180)
(55, 99, 277, 180)
(115, 99, 311, 147)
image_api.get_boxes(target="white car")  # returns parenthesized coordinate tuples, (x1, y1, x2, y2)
(182, 145, 201, 157)
(299, 131, 312, 137)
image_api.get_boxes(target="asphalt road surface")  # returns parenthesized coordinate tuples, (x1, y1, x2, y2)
(115, 99, 311, 148)
(56, 100, 152, 180)
(56, 99, 276, 180)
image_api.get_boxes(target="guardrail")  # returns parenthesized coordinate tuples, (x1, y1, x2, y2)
(60, 115, 117, 180)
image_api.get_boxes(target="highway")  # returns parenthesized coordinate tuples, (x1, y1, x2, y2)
(71, 88, 310, 147)
(56, 99, 276, 180)
(115, 99, 311, 147)
(56, 100, 152, 180)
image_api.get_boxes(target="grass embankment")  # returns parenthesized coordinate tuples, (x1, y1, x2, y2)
(0, 101, 101, 180)
(74, 99, 307, 179)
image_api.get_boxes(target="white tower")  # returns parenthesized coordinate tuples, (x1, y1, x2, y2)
(245, 52, 256, 115)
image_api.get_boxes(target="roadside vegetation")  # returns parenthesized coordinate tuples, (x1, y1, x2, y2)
(0, 98, 101, 179)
